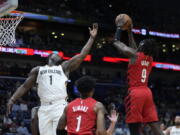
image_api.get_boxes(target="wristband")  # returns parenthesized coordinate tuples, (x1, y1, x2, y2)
(114, 27, 122, 41)
(10, 98, 16, 103)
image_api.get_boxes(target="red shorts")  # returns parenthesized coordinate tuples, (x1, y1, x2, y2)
(125, 86, 158, 123)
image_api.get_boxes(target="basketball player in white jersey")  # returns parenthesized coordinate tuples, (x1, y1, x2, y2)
(7, 23, 98, 135)
(165, 115, 180, 135)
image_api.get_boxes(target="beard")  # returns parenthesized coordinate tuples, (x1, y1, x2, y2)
(175, 122, 180, 126)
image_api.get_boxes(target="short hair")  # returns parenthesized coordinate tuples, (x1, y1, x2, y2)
(47, 53, 54, 61)
(138, 39, 158, 57)
(47, 53, 62, 65)
(75, 76, 96, 95)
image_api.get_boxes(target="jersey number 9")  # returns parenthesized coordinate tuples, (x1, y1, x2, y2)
(141, 68, 147, 83)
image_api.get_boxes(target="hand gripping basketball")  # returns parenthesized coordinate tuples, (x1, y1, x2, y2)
(115, 14, 133, 30)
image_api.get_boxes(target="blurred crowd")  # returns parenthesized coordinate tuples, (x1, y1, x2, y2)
(0, 61, 180, 135)
(14, 29, 180, 64)
(0, 78, 38, 135)
(17, 0, 179, 32)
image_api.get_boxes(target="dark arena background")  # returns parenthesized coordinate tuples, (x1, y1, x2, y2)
(0, 0, 180, 135)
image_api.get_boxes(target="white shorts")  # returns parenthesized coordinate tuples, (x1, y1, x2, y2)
(38, 100, 67, 135)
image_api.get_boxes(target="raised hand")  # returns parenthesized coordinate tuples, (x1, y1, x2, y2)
(107, 110, 119, 123)
(6, 99, 14, 115)
(89, 23, 98, 39)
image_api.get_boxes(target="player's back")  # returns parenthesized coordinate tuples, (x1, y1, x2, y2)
(128, 52, 153, 89)
(67, 97, 97, 135)
(36, 65, 68, 103)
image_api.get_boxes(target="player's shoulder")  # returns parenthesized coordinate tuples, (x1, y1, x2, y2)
(30, 66, 40, 75)
(96, 102, 104, 108)
(68, 98, 80, 105)
(94, 101, 106, 113)
(87, 97, 97, 103)
(166, 126, 173, 131)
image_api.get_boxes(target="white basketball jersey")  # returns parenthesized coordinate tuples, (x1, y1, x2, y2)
(170, 126, 180, 135)
(36, 65, 68, 103)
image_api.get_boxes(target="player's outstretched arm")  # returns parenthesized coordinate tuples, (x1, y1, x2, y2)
(164, 127, 171, 135)
(113, 40, 136, 58)
(106, 110, 119, 135)
(95, 102, 117, 135)
(95, 102, 107, 135)
(62, 23, 98, 73)
(7, 66, 39, 115)
(56, 106, 67, 135)
(127, 28, 137, 49)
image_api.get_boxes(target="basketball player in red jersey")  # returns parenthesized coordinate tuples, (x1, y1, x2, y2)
(113, 16, 165, 135)
(57, 76, 118, 135)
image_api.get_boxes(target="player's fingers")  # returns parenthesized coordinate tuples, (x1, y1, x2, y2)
(93, 23, 98, 29)
(111, 109, 116, 115)
(88, 27, 92, 31)
(7, 103, 12, 116)
(116, 113, 119, 118)
(6, 105, 10, 116)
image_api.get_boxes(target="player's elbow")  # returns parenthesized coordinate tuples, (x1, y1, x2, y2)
(78, 53, 86, 60)
(21, 84, 30, 92)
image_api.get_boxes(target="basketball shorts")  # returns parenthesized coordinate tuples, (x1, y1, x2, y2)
(125, 86, 158, 123)
(38, 100, 67, 135)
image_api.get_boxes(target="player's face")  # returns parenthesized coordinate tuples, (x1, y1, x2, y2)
(175, 116, 180, 125)
(160, 123, 165, 130)
(49, 54, 62, 65)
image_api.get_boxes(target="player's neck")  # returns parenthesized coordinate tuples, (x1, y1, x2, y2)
(48, 63, 54, 66)
(176, 125, 180, 128)
(80, 95, 91, 99)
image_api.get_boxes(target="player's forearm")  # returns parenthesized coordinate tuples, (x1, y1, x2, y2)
(106, 122, 116, 135)
(79, 36, 95, 58)
(11, 85, 29, 101)
(113, 41, 126, 52)
(128, 30, 137, 49)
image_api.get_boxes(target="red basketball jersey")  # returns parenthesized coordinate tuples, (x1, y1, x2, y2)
(67, 97, 97, 135)
(127, 52, 153, 89)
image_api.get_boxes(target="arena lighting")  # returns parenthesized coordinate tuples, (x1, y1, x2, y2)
(0, 47, 179, 71)
(172, 44, 176, 48)
(103, 57, 129, 63)
(0, 46, 91, 61)
(63, 54, 91, 61)
(10, 11, 179, 39)
(162, 49, 166, 52)
(103, 57, 180, 71)
(149, 31, 179, 39)
(52, 32, 55, 35)
(61, 33, 65, 36)
(162, 44, 166, 47)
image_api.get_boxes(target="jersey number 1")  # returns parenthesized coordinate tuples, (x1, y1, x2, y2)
(76, 115, 82, 132)
(49, 75, 52, 85)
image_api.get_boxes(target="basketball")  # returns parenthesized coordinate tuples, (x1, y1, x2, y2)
(115, 14, 132, 30)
